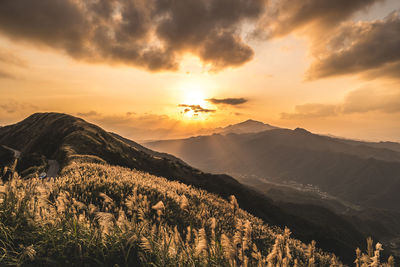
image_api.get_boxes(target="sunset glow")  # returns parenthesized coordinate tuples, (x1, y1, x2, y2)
(0, 0, 399, 142)
(182, 88, 207, 107)
(1, 1, 400, 264)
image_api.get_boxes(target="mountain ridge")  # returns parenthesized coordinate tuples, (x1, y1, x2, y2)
(145, 126, 400, 258)
(145, 127, 400, 211)
(0, 112, 369, 264)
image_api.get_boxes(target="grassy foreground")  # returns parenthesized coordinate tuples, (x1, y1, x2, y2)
(0, 163, 394, 266)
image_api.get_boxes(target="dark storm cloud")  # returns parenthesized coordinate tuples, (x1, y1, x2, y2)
(178, 104, 216, 113)
(258, 0, 381, 38)
(0, 0, 394, 78)
(199, 32, 254, 70)
(254, 0, 397, 81)
(0, 0, 87, 56)
(0, 0, 264, 71)
(207, 97, 248, 105)
(308, 11, 400, 79)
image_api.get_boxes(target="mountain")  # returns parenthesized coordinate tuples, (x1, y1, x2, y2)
(146, 128, 400, 212)
(109, 132, 189, 165)
(213, 119, 279, 135)
(341, 139, 400, 153)
(0, 112, 370, 264)
(145, 126, 400, 258)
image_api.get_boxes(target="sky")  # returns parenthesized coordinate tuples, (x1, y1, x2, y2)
(0, 0, 400, 142)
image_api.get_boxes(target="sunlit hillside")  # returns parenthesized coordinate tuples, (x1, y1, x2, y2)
(0, 162, 395, 266)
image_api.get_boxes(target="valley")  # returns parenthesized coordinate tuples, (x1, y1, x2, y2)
(233, 174, 362, 212)
(146, 120, 400, 261)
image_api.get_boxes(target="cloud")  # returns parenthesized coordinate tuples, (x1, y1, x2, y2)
(0, 0, 265, 72)
(178, 104, 216, 113)
(256, 0, 381, 38)
(281, 87, 400, 120)
(74, 111, 212, 141)
(342, 87, 400, 114)
(366, 61, 400, 80)
(307, 11, 400, 79)
(0, 50, 28, 68)
(0, 100, 38, 114)
(253, 0, 399, 80)
(77, 111, 100, 117)
(281, 104, 339, 119)
(198, 32, 253, 70)
(207, 97, 248, 105)
(0, 0, 393, 79)
(0, 70, 15, 80)
(0, 48, 28, 80)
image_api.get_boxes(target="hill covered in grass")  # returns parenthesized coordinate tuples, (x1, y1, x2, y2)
(2, 162, 393, 266)
(0, 113, 385, 263)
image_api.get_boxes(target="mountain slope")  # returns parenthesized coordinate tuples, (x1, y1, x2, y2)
(0, 112, 368, 264)
(146, 128, 400, 212)
(341, 139, 400, 153)
(0, 162, 347, 266)
(110, 132, 188, 166)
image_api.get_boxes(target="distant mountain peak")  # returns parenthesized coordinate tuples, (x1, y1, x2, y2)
(241, 119, 264, 124)
(294, 127, 311, 134)
(216, 119, 279, 135)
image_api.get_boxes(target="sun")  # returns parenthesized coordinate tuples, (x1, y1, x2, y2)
(179, 81, 215, 120)
(183, 89, 207, 107)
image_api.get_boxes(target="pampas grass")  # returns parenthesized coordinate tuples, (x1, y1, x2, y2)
(0, 163, 395, 266)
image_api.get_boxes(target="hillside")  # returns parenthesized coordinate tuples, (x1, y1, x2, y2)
(145, 128, 400, 211)
(145, 127, 400, 257)
(341, 139, 400, 153)
(0, 112, 371, 264)
(0, 163, 352, 266)
(109, 132, 189, 166)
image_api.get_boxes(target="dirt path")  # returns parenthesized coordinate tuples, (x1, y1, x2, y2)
(1, 145, 59, 178)
(47, 160, 59, 178)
